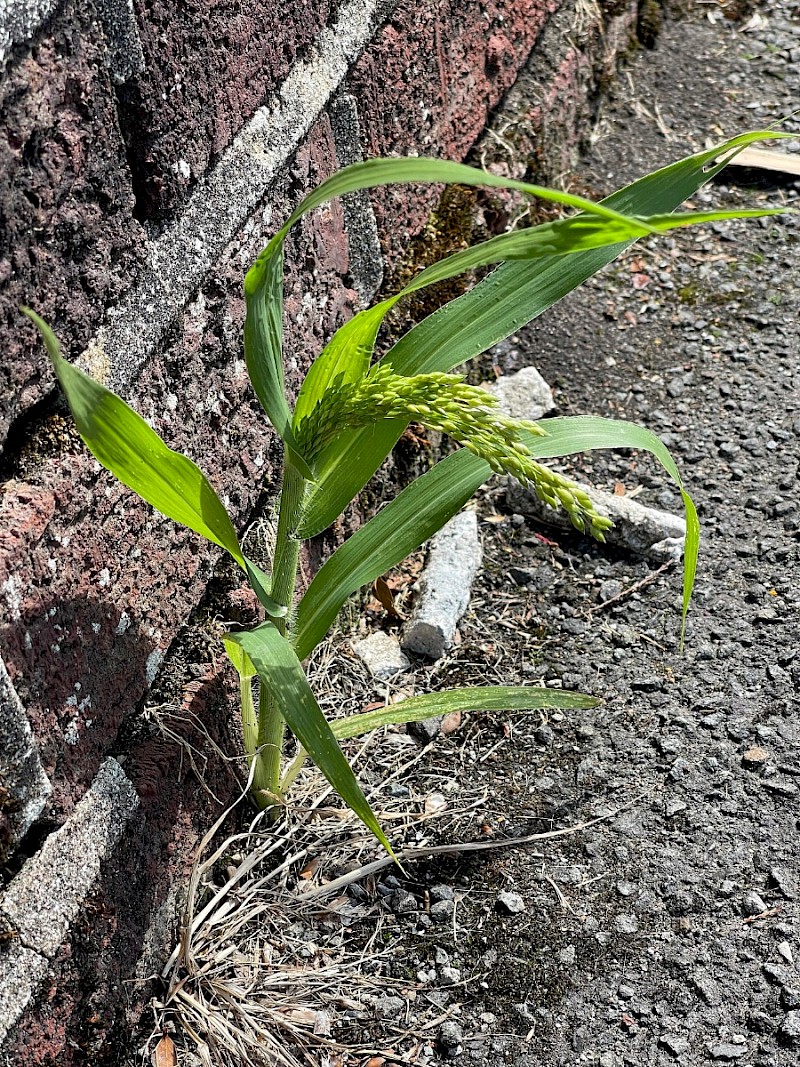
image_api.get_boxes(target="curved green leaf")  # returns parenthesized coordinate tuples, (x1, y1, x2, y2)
(24, 307, 245, 567)
(225, 623, 395, 857)
(299, 131, 791, 536)
(331, 686, 599, 740)
(525, 416, 699, 647)
(293, 451, 490, 660)
(243, 557, 288, 618)
(297, 413, 698, 659)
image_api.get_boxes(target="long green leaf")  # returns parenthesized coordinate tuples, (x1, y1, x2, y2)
(24, 307, 246, 567)
(243, 245, 314, 479)
(226, 623, 395, 856)
(296, 413, 699, 660)
(293, 452, 490, 660)
(293, 204, 777, 448)
(299, 131, 792, 536)
(243, 557, 288, 618)
(331, 686, 598, 740)
(248, 157, 646, 459)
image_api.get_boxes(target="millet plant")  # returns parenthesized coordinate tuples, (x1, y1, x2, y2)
(25, 131, 789, 856)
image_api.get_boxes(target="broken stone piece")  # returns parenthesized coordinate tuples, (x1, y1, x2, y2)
(486, 366, 555, 421)
(402, 511, 482, 659)
(351, 631, 409, 681)
(508, 480, 686, 561)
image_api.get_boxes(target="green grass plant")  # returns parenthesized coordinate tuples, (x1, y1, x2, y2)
(24, 131, 791, 857)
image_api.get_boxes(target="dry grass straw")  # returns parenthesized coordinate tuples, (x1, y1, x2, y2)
(145, 625, 645, 1067)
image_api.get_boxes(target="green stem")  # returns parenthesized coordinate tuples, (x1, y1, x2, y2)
(250, 457, 306, 807)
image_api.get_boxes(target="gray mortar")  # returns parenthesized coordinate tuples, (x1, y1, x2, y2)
(93, 0, 144, 84)
(0, 758, 139, 1044)
(0, 655, 52, 851)
(329, 93, 385, 305)
(0, 0, 58, 72)
(0, 944, 48, 1044)
(79, 0, 401, 397)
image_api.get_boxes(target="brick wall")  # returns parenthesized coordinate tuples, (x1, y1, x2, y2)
(0, 0, 657, 1059)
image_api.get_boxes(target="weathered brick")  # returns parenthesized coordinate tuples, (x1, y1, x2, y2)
(0, 1, 146, 445)
(118, 0, 387, 219)
(1, 113, 355, 821)
(347, 0, 559, 266)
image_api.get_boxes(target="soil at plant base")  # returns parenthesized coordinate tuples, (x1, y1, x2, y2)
(132, 6, 799, 1067)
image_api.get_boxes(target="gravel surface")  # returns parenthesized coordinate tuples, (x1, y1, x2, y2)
(336, 8, 800, 1067)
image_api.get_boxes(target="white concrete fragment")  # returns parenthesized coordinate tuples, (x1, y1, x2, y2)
(352, 631, 410, 681)
(486, 366, 555, 422)
(508, 479, 686, 560)
(0, 655, 52, 851)
(0, 758, 139, 958)
(402, 511, 482, 660)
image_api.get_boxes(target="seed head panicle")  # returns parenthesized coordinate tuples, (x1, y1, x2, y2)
(295, 363, 612, 540)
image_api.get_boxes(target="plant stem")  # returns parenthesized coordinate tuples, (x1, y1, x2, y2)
(252, 457, 306, 805)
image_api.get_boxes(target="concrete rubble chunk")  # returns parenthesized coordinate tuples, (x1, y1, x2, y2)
(508, 480, 686, 561)
(352, 631, 410, 681)
(486, 366, 556, 422)
(0, 655, 52, 853)
(0, 758, 139, 958)
(402, 511, 482, 660)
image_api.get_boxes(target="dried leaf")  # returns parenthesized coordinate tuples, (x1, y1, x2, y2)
(373, 576, 403, 619)
(154, 1036, 177, 1067)
(727, 146, 800, 177)
(299, 856, 323, 880)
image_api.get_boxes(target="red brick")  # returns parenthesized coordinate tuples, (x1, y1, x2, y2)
(117, 0, 343, 219)
(347, 0, 559, 264)
(0, 2, 146, 445)
(0, 113, 355, 823)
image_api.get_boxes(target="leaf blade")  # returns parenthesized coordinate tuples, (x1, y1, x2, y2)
(24, 308, 245, 566)
(527, 415, 699, 646)
(331, 686, 598, 740)
(226, 623, 395, 856)
(300, 131, 789, 535)
(293, 450, 490, 660)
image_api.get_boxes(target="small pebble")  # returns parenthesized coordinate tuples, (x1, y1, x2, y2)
(659, 1033, 690, 1057)
(709, 1042, 748, 1060)
(742, 745, 770, 768)
(778, 1010, 800, 1047)
(430, 900, 454, 923)
(614, 914, 639, 934)
(741, 890, 768, 917)
(780, 986, 800, 1010)
(437, 1020, 463, 1058)
(778, 940, 794, 964)
(495, 890, 525, 915)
